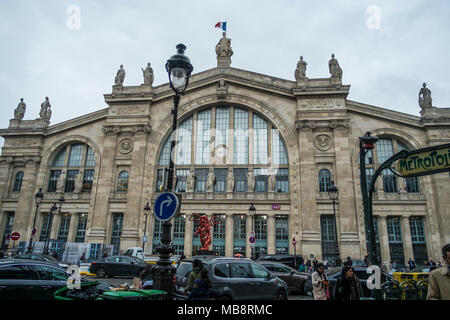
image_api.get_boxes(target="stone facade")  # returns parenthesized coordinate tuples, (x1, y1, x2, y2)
(1, 45, 449, 264)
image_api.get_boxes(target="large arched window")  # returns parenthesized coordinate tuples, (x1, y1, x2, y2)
(12, 171, 24, 192)
(47, 143, 96, 193)
(156, 106, 289, 193)
(318, 169, 331, 192)
(116, 171, 129, 192)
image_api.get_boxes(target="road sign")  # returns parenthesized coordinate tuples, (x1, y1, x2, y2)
(249, 231, 255, 237)
(10, 232, 20, 241)
(31, 228, 36, 236)
(143, 235, 148, 243)
(153, 192, 180, 221)
(292, 237, 296, 246)
(249, 236, 255, 244)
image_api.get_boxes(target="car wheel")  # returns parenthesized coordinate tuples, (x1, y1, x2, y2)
(276, 291, 288, 300)
(96, 267, 106, 278)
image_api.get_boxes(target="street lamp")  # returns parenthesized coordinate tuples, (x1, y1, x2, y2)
(152, 44, 193, 298)
(327, 180, 341, 266)
(43, 202, 58, 255)
(249, 203, 256, 260)
(142, 202, 150, 252)
(27, 188, 44, 253)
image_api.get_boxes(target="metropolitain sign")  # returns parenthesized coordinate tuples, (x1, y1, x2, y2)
(396, 143, 450, 177)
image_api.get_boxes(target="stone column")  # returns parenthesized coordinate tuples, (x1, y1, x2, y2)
(121, 131, 149, 251)
(246, 213, 253, 258)
(225, 214, 234, 257)
(401, 216, 414, 263)
(332, 121, 360, 259)
(297, 122, 321, 256)
(267, 214, 276, 254)
(184, 213, 193, 257)
(378, 216, 391, 264)
(67, 214, 78, 242)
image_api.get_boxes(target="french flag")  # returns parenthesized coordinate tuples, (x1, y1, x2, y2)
(215, 21, 227, 31)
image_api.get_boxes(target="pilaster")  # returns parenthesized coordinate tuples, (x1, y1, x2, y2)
(225, 214, 234, 257)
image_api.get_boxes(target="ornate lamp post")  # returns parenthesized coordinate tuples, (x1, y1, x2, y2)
(27, 188, 44, 253)
(249, 203, 256, 260)
(152, 44, 193, 298)
(142, 202, 150, 252)
(43, 202, 59, 255)
(327, 180, 341, 266)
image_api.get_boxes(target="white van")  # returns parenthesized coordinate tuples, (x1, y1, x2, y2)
(122, 247, 179, 265)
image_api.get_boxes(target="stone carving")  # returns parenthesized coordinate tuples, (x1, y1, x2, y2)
(6, 138, 38, 148)
(39, 97, 52, 122)
(216, 79, 228, 99)
(187, 169, 196, 192)
(314, 134, 332, 151)
(329, 119, 350, 129)
(56, 170, 66, 193)
(294, 56, 307, 81)
(268, 169, 276, 192)
(119, 139, 133, 154)
(207, 170, 215, 192)
(418, 82, 432, 109)
(226, 168, 234, 192)
(142, 63, 154, 85)
(74, 171, 83, 193)
(114, 65, 126, 85)
(14, 98, 26, 120)
(247, 169, 255, 192)
(328, 54, 343, 80)
(216, 32, 233, 58)
(111, 106, 146, 115)
(296, 120, 316, 131)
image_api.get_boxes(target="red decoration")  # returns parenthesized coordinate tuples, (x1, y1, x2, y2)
(189, 214, 222, 250)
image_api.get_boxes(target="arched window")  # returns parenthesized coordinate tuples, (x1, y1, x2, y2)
(117, 171, 129, 192)
(12, 171, 24, 192)
(319, 169, 331, 192)
(156, 106, 289, 193)
(48, 143, 96, 193)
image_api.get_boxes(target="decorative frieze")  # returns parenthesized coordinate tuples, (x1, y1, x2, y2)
(102, 124, 151, 135)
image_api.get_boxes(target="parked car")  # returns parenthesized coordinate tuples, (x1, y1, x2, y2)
(0, 259, 108, 300)
(304, 266, 393, 298)
(14, 253, 68, 269)
(89, 255, 147, 278)
(257, 261, 308, 294)
(256, 254, 304, 269)
(172, 256, 289, 300)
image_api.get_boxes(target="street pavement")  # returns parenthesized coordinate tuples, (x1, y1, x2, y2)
(82, 275, 313, 300)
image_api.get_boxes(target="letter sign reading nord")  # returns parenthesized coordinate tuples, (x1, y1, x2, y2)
(154, 192, 179, 221)
(396, 143, 450, 177)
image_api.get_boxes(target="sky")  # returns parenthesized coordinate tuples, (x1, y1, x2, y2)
(1, 0, 450, 147)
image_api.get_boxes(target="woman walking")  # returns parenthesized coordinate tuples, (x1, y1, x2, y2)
(311, 263, 329, 300)
(333, 266, 361, 300)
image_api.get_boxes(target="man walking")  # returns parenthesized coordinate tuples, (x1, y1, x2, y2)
(427, 244, 450, 300)
(408, 258, 416, 272)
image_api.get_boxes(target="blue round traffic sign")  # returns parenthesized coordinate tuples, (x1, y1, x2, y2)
(154, 192, 179, 221)
(249, 236, 256, 244)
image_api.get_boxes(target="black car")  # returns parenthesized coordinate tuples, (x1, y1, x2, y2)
(89, 255, 147, 278)
(304, 266, 393, 298)
(0, 259, 107, 300)
(256, 254, 304, 269)
(173, 256, 289, 300)
(14, 253, 69, 269)
(258, 261, 308, 294)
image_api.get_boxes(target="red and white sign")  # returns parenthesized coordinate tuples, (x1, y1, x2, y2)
(292, 237, 296, 246)
(272, 204, 281, 210)
(10, 232, 20, 241)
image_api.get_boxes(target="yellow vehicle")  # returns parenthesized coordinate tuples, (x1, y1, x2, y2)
(393, 272, 429, 283)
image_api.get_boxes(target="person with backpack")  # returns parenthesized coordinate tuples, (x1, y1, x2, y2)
(311, 263, 329, 300)
(184, 259, 203, 296)
(333, 266, 361, 300)
(188, 269, 220, 300)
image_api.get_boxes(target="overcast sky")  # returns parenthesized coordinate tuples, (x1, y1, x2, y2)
(1, 0, 449, 147)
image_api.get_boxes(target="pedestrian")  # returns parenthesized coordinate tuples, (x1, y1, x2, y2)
(184, 259, 203, 296)
(323, 259, 328, 270)
(343, 256, 353, 267)
(80, 251, 86, 263)
(427, 258, 437, 267)
(306, 259, 312, 273)
(313, 257, 319, 271)
(333, 266, 361, 301)
(298, 260, 305, 273)
(427, 244, 450, 300)
(177, 254, 186, 268)
(363, 255, 370, 266)
(102, 251, 108, 259)
(407, 258, 416, 272)
(188, 269, 220, 300)
(140, 263, 153, 289)
(311, 263, 329, 300)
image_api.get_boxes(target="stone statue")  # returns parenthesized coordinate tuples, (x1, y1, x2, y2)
(226, 168, 234, 192)
(14, 98, 26, 120)
(115, 65, 126, 85)
(187, 169, 196, 192)
(215, 32, 233, 58)
(39, 97, 52, 122)
(207, 170, 215, 192)
(328, 54, 343, 79)
(418, 82, 432, 109)
(247, 169, 255, 192)
(268, 170, 276, 192)
(56, 170, 66, 193)
(142, 63, 154, 85)
(74, 171, 83, 193)
(295, 56, 307, 81)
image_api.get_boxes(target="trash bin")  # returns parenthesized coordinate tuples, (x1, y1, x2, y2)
(100, 289, 167, 300)
(54, 281, 111, 300)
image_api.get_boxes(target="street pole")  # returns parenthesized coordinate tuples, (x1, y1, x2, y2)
(332, 198, 341, 265)
(142, 203, 150, 253)
(43, 203, 58, 255)
(27, 188, 43, 253)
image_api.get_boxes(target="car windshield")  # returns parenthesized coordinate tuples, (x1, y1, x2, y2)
(130, 256, 144, 263)
(177, 262, 193, 277)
